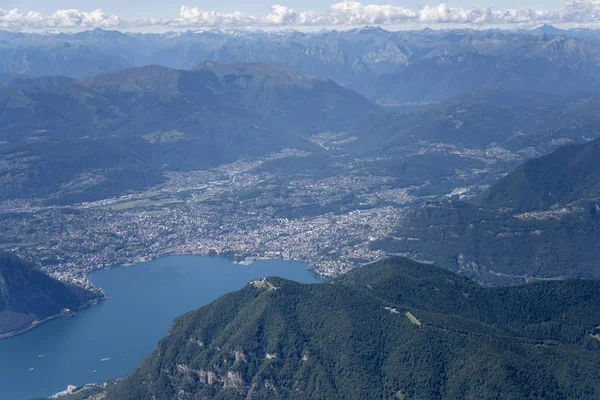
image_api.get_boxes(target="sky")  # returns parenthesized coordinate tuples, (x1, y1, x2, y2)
(0, 0, 596, 31)
(1, 1, 568, 16)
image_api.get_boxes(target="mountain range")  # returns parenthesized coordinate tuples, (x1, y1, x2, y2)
(0, 61, 377, 204)
(3, 60, 600, 283)
(4, 28, 600, 103)
(3, 63, 600, 210)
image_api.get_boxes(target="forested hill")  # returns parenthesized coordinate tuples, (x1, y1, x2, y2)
(371, 136, 600, 284)
(0, 252, 99, 337)
(2, 62, 378, 145)
(0, 62, 379, 204)
(99, 258, 600, 400)
(477, 137, 600, 212)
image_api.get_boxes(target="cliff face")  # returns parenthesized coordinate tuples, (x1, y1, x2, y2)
(0, 252, 98, 337)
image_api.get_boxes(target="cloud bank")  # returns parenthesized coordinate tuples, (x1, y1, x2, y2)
(1, 0, 600, 30)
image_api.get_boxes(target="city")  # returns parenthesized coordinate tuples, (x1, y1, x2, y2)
(0, 138, 539, 292)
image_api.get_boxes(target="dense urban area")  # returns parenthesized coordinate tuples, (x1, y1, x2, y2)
(0, 137, 540, 292)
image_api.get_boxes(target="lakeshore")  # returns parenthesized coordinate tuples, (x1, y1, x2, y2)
(0, 255, 321, 400)
(0, 299, 105, 341)
(0, 313, 68, 341)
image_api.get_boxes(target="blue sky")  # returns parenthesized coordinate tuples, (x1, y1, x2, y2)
(3, 0, 568, 16)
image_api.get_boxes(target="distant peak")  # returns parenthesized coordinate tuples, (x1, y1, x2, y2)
(532, 24, 564, 35)
(357, 26, 388, 34)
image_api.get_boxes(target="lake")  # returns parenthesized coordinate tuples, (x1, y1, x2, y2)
(0, 256, 321, 400)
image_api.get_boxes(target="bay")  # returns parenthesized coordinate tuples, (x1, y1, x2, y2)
(0, 255, 321, 400)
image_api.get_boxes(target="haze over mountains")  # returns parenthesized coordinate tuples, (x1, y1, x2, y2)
(4, 27, 600, 104)
(347, 88, 600, 154)
(4, 65, 600, 208)
(4, 26, 600, 208)
(0, 61, 377, 203)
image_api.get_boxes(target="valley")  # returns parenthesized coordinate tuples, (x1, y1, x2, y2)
(4, 20, 600, 400)
(2, 62, 597, 289)
(0, 127, 569, 289)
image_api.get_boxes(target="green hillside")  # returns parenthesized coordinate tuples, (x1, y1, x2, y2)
(0, 252, 100, 337)
(373, 137, 600, 284)
(93, 258, 600, 400)
(478, 138, 600, 212)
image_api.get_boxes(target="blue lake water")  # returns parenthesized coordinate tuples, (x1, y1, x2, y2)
(0, 255, 321, 400)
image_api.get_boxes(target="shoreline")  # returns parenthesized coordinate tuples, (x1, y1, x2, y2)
(0, 298, 104, 341)
(0, 314, 65, 341)
(85, 251, 322, 281)
(0, 253, 320, 341)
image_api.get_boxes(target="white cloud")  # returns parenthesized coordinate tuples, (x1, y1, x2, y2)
(0, 8, 161, 29)
(328, 1, 417, 25)
(1, 1, 600, 30)
(177, 6, 256, 27)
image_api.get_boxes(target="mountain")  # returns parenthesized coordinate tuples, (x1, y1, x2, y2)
(343, 88, 598, 157)
(477, 137, 600, 212)
(373, 34, 600, 102)
(194, 61, 379, 133)
(0, 39, 131, 79)
(531, 25, 567, 36)
(526, 25, 600, 41)
(0, 62, 378, 204)
(0, 252, 99, 338)
(64, 257, 600, 400)
(4, 28, 600, 103)
(372, 137, 600, 284)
